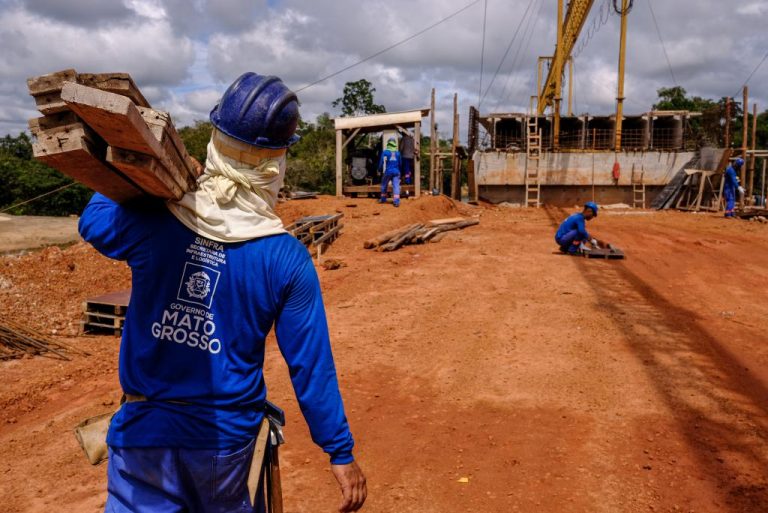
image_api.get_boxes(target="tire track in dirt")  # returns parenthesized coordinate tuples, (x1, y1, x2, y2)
(545, 206, 768, 512)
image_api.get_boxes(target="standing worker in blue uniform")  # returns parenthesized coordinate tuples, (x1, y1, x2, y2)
(79, 73, 367, 513)
(723, 157, 746, 218)
(378, 136, 402, 207)
(555, 202, 602, 255)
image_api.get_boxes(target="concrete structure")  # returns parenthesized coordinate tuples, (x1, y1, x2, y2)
(474, 150, 697, 206)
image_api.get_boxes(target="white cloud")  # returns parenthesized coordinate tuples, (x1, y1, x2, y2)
(0, 0, 766, 139)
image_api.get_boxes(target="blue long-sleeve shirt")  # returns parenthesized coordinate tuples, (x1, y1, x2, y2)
(724, 165, 740, 191)
(79, 193, 354, 464)
(378, 149, 401, 175)
(555, 212, 590, 241)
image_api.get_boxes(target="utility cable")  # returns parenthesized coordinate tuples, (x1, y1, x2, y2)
(734, 47, 768, 97)
(295, 0, 481, 93)
(0, 183, 77, 214)
(496, 0, 544, 112)
(647, 0, 677, 86)
(479, 0, 537, 107)
(478, 0, 488, 106)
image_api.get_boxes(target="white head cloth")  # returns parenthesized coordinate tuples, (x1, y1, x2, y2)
(166, 135, 286, 243)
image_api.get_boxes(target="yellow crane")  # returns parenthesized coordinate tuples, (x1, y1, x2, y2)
(536, 0, 632, 150)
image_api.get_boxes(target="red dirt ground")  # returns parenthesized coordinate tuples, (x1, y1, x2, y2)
(2, 196, 768, 513)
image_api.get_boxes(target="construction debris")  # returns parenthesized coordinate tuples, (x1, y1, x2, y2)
(0, 319, 87, 360)
(26, 69, 199, 203)
(364, 217, 480, 251)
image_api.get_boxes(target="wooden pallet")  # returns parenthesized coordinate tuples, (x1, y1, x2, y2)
(81, 289, 131, 335)
(286, 214, 344, 260)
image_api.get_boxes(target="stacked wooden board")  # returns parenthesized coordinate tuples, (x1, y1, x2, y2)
(286, 213, 344, 259)
(27, 69, 201, 202)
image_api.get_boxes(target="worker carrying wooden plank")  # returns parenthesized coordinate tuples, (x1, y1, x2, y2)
(76, 72, 367, 513)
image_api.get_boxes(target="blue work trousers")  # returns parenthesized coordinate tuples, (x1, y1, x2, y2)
(380, 172, 401, 198)
(402, 159, 414, 184)
(105, 443, 264, 513)
(555, 229, 584, 254)
(724, 186, 736, 217)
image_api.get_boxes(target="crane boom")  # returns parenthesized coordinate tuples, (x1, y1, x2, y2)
(537, 0, 595, 115)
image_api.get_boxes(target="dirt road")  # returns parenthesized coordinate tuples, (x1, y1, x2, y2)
(0, 213, 80, 254)
(1, 197, 767, 512)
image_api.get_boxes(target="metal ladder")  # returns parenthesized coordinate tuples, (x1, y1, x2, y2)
(632, 168, 646, 209)
(525, 115, 542, 208)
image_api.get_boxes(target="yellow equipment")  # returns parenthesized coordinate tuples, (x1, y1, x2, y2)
(536, 0, 632, 151)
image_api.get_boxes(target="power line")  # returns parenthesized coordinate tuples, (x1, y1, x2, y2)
(0, 183, 77, 214)
(479, 0, 537, 107)
(734, 47, 768, 96)
(478, 0, 488, 106)
(295, 0, 481, 93)
(496, 0, 544, 111)
(647, 0, 677, 86)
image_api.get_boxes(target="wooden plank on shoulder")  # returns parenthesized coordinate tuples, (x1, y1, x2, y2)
(77, 73, 150, 107)
(137, 106, 202, 179)
(33, 125, 144, 203)
(28, 112, 80, 136)
(106, 146, 183, 200)
(61, 82, 192, 193)
(26, 69, 77, 97)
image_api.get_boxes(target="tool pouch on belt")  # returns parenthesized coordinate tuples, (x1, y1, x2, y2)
(73, 411, 114, 465)
(73, 394, 144, 466)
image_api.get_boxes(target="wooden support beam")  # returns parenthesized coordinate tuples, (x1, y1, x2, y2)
(32, 124, 143, 203)
(138, 107, 202, 179)
(451, 93, 460, 200)
(430, 88, 436, 192)
(414, 121, 421, 197)
(341, 128, 360, 151)
(336, 129, 343, 198)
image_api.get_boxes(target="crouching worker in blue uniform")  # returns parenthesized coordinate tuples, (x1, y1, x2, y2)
(555, 202, 601, 255)
(378, 137, 402, 207)
(723, 157, 746, 218)
(79, 73, 367, 513)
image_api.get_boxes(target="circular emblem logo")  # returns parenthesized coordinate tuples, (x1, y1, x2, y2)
(185, 271, 211, 300)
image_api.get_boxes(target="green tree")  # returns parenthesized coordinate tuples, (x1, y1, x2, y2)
(178, 120, 213, 164)
(653, 86, 717, 112)
(332, 79, 386, 117)
(0, 133, 92, 216)
(285, 113, 337, 194)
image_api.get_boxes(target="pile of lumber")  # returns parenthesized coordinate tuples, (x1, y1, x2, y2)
(0, 319, 87, 361)
(27, 69, 200, 203)
(364, 217, 479, 252)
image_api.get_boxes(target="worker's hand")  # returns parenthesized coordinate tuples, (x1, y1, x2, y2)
(331, 461, 367, 512)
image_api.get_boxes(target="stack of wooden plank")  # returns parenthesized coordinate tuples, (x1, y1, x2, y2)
(364, 217, 480, 252)
(27, 69, 201, 202)
(286, 213, 344, 259)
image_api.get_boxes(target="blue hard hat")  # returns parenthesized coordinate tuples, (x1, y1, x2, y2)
(734, 157, 745, 168)
(584, 201, 599, 216)
(210, 72, 300, 149)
